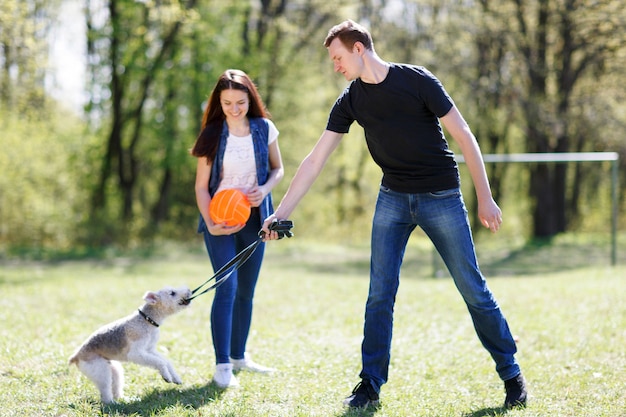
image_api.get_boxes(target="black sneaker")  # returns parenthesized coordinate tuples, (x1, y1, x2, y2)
(504, 373, 528, 408)
(343, 379, 380, 409)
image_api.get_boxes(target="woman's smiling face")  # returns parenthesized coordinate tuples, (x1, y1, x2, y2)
(220, 89, 249, 122)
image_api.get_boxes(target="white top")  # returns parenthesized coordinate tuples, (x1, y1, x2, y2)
(216, 119, 279, 194)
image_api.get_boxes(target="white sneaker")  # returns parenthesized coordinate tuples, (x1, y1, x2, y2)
(212, 363, 240, 388)
(231, 352, 276, 373)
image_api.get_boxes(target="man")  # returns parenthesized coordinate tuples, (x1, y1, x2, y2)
(262, 19, 527, 410)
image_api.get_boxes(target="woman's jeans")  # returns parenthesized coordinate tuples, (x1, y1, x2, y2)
(361, 186, 520, 391)
(202, 209, 265, 364)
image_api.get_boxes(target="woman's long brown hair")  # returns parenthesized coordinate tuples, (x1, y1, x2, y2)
(190, 69, 270, 161)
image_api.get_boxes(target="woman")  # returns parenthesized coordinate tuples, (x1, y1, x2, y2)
(191, 69, 284, 388)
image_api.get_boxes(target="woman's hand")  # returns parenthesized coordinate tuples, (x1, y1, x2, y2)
(246, 185, 266, 207)
(207, 221, 245, 236)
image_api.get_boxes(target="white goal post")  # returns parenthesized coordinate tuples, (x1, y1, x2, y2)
(454, 152, 620, 266)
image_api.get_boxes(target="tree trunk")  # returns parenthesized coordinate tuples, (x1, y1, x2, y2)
(90, 0, 197, 223)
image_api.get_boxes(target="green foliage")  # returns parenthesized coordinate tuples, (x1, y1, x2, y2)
(0, 109, 97, 257)
(0, 0, 60, 115)
(1, 236, 625, 416)
(1, 0, 626, 253)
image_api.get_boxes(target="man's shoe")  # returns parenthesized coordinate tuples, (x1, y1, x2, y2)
(212, 363, 240, 389)
(504, 373, 527, 408)
(231, 353, 276, 373)
(343, 379, 380, 409)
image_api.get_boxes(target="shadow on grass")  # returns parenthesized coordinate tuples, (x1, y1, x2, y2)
(403, 235, 620, 278)
(68, 382, 226, 416)
(335, 404, 380, 417)
(333, 404, 510, 417)
(463, 406, 509, 417)
(477, 238, 615, 277)
(274, 234, 622, 280)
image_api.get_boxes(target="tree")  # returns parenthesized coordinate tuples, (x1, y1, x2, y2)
(87, 0, 198, 224)
(29, 0, 626, 249)
(0, 0, 95, 253)
(0, 0, 56, 117)
(509, 0, 626, 237)
(82, 0, 343, 242)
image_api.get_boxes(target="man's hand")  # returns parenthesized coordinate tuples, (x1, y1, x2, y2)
(260, 217, 294, 241)
(478, 198, 503, 233)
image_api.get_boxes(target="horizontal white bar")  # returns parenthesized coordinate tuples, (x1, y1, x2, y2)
(455, 152, 619, 163)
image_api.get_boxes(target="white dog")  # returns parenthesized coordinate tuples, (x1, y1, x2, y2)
(69, 286, 192, 403)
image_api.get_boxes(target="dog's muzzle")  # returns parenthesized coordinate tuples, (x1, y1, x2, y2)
(180, 297, 192, 306)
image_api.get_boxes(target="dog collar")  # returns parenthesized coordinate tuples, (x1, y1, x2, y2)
(138, 309, 160, 327)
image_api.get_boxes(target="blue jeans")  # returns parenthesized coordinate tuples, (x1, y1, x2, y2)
(202, 209, 265, 364)
(361, 186, 520, 392)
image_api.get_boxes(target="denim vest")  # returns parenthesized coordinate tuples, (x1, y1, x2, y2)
(198, 117, 273, 232)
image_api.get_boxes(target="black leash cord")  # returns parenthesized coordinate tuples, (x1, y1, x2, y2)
(187, 220, 293, 301)
(187, 239, 260, 301)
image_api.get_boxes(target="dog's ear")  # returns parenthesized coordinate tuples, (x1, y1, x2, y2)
(143, 291, 160, 304)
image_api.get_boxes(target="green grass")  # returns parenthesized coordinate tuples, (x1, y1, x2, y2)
(1, 235, 625, 416)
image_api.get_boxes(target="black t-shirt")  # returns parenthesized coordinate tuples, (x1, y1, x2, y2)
(326, 63, 460, 193)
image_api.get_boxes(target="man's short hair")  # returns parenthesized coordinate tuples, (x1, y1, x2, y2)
(324, 20, 373, 51)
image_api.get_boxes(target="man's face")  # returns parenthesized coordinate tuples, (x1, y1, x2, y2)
(327, 38, 362, 81)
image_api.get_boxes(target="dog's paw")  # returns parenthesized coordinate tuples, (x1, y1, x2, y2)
(161, 376, 182, 384)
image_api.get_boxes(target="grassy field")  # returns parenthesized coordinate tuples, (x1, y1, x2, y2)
(1, 235, 625, 417)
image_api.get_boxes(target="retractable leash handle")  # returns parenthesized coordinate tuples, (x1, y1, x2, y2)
(187, 220, 294, 301)
(259, 219, 294, 239)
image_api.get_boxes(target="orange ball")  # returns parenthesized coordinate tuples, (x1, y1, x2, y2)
(209, 189, 251, 226)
